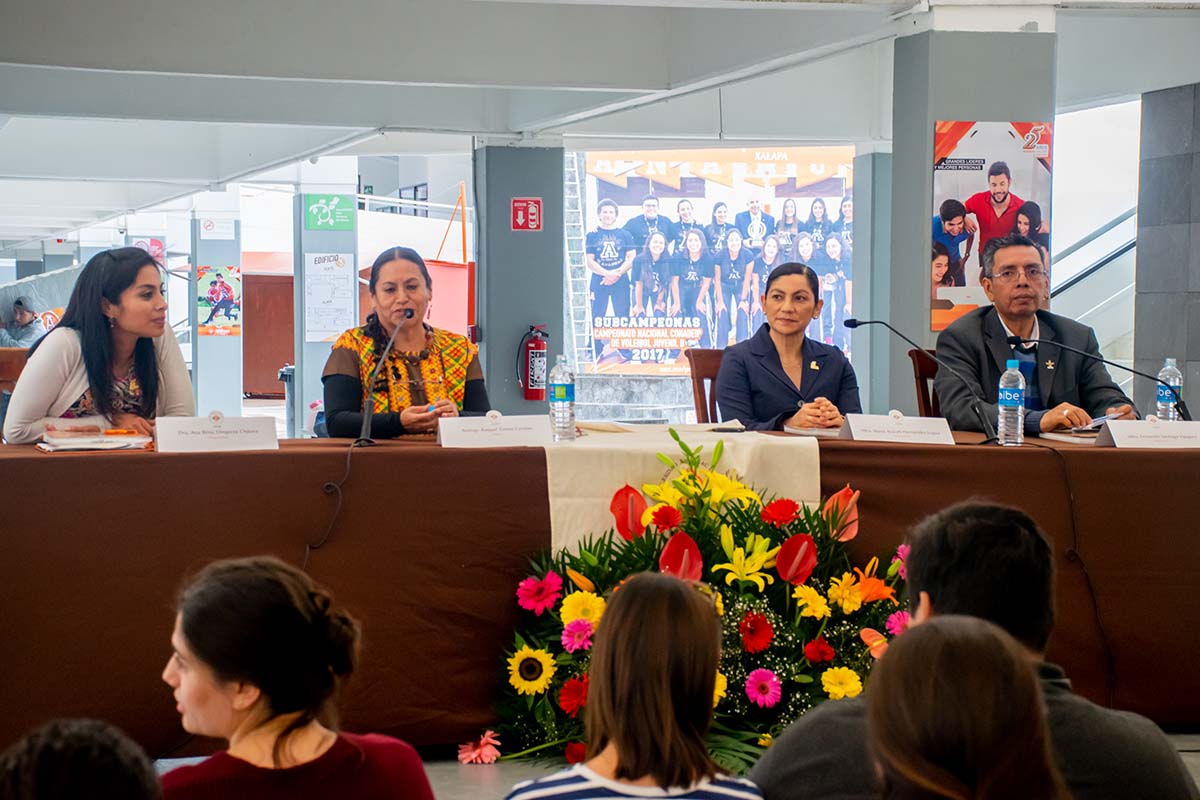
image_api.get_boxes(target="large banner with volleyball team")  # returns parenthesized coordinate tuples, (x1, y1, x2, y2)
(576, 147, 855, 376)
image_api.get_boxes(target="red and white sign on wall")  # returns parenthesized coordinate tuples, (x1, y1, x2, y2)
(511, 197, 542, 231)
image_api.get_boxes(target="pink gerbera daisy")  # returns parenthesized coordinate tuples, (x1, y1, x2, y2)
(892, 544, 910, 581)
(516, 571, 563, 616)
(886, 610, 911, 636)
(561, 618, 594, 653)
(745, 668, 782, 709)
(457, 730, 501, 764)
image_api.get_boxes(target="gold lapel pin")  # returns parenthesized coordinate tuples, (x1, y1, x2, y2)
(810, 360, 820, 371)
(1045, 360, 1055, 370)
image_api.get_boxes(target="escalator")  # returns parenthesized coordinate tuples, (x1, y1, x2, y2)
(1049, 208, 1136, 394)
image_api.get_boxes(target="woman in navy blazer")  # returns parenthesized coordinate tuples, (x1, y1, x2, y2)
(714, 262, 861, 431)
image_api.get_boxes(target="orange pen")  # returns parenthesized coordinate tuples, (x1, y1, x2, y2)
(103, 428, 140, 436)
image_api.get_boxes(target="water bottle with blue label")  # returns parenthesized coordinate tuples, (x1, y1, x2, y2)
(997, 359, 1025, 446)
(1157, 358, 1183, 421)
(548, 354, 576, 441)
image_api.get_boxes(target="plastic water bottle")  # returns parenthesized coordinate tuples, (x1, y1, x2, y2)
(997, 359, 1025, 446)
(548, 354, 576, 441)
(1157, 358, 1183, 421)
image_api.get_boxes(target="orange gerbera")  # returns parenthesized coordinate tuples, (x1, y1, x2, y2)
(854, 557, 898, 606)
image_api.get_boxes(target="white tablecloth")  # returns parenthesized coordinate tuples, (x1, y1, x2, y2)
(543, 425, 821, 551)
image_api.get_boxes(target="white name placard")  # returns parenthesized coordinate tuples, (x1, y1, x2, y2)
(840, 413, 956, 446)
(438, 414, 553, 448)
(156, 415, 279, 453)
(1096, 419, 1200, 449)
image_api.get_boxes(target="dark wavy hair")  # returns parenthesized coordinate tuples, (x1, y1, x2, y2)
(0, 718, 160, 800)
(29, 247, 162, 418)
(176, 556, 361, 767)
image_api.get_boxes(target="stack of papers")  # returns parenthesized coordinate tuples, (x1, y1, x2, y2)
(37, 431, 153, 453)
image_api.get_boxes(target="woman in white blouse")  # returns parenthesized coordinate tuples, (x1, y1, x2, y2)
(3, 248, 193, 444)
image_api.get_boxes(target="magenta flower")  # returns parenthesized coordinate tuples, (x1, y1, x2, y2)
(745, 668, 782, 709)
(561, 618, 594, 653)
(892, 544, 910, 581)
(516, 571, 563, 616)
(886, 610, 911, 636)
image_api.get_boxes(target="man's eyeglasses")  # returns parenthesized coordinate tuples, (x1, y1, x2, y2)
(988, 266, 1046, 284)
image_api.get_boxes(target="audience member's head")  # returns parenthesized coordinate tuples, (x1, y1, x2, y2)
(906, 501, 1055, 652)
(162, 556, 360, 765)
(585, 573, 721, 790)
(867, 615, 1068, 800)
(0, 718, 160, 800)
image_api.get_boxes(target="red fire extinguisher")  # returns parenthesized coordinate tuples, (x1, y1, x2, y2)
(517, 325, 550, 401)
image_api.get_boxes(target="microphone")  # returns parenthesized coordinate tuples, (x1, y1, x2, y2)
(1005, 335, 1191, 421)
(355, 308, 417, 447)
(845, 318, 998, 441)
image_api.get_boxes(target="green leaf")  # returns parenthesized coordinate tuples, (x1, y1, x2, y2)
(656, 452, 676, 468)
(514, 631, 527, 649)
(711, 439, 724, 469)
(794, 674, 814, 684)
(533, 696, 557, 732)
(581, 549, 599, 567)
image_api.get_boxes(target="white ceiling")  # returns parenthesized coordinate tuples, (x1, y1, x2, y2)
(1, 0, 1199, 256)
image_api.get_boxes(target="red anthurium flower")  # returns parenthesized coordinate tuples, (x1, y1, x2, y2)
(822, 484, 861, 542)
(775, 534, 818, 585)
(739, 611, 774, 653)
(804, 635, 835, 663)
(558, 674, 589, 718)
(761, 498, 801, 528)
(659, 532, 703, 581)
(610, 484, 648, 541)
(565, 742, 587, 764)
(651, 504, 683, 531)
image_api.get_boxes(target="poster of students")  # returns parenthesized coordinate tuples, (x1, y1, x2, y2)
(931, 121, 1052, 331)
(197, 265, 242, 337)
(579, 147, 855, 376)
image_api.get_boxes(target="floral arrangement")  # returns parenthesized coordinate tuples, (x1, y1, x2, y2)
(460, 431, 908, 773)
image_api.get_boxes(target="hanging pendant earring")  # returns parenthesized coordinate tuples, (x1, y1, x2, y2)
(107, 317, 115, 328)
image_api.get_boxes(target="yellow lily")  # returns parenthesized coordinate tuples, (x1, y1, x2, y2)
(642, 480, 686, 508)
(720, 525, 736, 560)
(712, 546, 776, 592)
(744, 533, 781, 569)
(700, 469, 761, 508)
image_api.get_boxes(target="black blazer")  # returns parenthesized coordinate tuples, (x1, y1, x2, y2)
(934, 306, 1135, 434)
(714, 324, 862, 431)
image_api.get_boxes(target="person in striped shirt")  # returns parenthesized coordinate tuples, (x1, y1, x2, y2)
(505, 573, 762, 800)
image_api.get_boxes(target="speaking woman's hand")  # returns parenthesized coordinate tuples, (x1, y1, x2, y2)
(399, 405, 441, 432)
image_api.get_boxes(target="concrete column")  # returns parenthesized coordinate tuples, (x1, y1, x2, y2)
(852, 150, 894, 414)
(15, 247, 43, 279)
(1134, 83, 1200, 415)
(293, 159, 359, 436)
(473, 145, 565, 414)
(887, 12, 1056, 413)
(42, 240, 77, 272)
(191, 189, 243, 416)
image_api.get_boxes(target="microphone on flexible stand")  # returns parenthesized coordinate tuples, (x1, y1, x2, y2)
(1005, 335, 1190, 421)
(845, 318, 999, 442)
(355, 307, 416, 447)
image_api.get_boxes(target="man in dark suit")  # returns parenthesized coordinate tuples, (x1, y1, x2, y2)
(734, 199, 776, 255)
(934, 234, 1135, 434)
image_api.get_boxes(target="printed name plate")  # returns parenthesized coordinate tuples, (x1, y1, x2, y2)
(1095, 419, 1200, 449)
(840, 413, 956, 446)
(438, 414, 553, 448)
(156, 413, 279, 453)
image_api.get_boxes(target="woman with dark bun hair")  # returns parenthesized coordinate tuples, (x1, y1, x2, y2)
(160, 556, 435, 800)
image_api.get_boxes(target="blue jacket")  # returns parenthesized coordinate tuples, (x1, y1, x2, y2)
(714, 324, 862, 430)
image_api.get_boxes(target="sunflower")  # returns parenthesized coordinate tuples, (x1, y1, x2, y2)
(508, 646, 556, 695)
(560, 591, 606, 626)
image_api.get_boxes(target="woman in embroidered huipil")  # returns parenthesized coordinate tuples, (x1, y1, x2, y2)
(322, 247, 490, 437)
